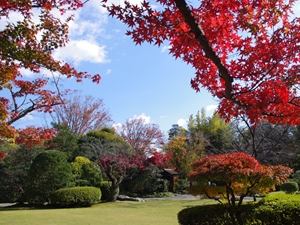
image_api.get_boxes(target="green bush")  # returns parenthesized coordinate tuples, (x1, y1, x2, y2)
(178, 193, 300, 225)
(253, 193, 300, 225)
(174, 179, 190, 193)
(120, 166, 168, 195)
(289, 170, 300, 187)
(100, 181, 110, 200)
(279, 182, 299, 193)
(51, 186, 101, 207)
(100, 181, 119, 201)
(25, 150, 74, 204)
(178, 204, 254, 225)
(72, 156, 102, 187)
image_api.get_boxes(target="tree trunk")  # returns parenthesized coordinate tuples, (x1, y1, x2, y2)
(108, 183, 119, 202)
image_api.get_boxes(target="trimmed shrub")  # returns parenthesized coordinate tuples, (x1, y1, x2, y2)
(253, 193, 300, 225)
(279, 182, 298, 193)
(178, 204, 254, 225)
(100, 181, 110, 201)
(72, 156, 102, 187)
(25, 150, 74, 205)
(51, 186, 101, 207)
(178, 193, 300, 225)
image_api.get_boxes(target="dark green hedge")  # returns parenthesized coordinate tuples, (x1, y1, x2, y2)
(100, 181, 119, 201)
(178, 193, 300, 225)
(279, 182, 299, 193)
(51, 186, 101, 207)
(178, 204, 253, 225)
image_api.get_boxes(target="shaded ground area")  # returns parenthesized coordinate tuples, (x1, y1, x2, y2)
(144, 194, 201, 201)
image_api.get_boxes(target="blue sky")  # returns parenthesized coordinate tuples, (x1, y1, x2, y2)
(8, 0, 300, 135)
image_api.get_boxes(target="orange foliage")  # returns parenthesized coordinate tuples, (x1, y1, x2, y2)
(188, 152, 293, 207)
(15, 127, 57, 149)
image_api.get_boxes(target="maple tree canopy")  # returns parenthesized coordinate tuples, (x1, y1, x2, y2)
(102, 0, 300, 125)
(188, 152, 293, 207)
(0, 0, 100, 141)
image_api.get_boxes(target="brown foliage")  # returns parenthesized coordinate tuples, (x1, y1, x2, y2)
(51, 94, 113, 135)
(116, 117, 165, 156)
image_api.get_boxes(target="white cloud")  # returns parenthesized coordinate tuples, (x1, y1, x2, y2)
(131, 113, 151, 124)
(53, 40, 108, 64)
(206, 105, 217, 112)
(177, 118, 186, 127)
(112, 123, 122, 132)
(20, 113, 34, 121)
(161, 45, 171, 53)
(106, 69, 112, 75)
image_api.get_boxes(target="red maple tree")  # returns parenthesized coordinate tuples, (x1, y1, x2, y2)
(188, 152, 293, 208)
(102, 0, 300, 124)
(0, 1, 100, 143)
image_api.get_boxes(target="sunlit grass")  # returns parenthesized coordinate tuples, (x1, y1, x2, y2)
(0, 199, 215, 225)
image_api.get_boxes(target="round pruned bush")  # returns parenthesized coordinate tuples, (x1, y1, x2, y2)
(51, 186, 101, 207)
(253, 192, 300, 225)
(279, 181, 299, 193)
(25, 150, 74, 205)
(178, 193, 300, 225)
(177, 204, 254, 225)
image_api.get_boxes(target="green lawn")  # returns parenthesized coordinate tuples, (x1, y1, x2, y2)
(0, 199, 215, 225)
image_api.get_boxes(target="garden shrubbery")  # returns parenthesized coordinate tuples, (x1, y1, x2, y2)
(178, 204, 254, 225)
(279, 181, 299, 193)
(178, 192, 300, 225)
(25, 150, 74, 205)
(100, 181, 110, 201)
(253, 192, 300, 225)
(120, 166, 168, 196)
(51, 186, 101, 207)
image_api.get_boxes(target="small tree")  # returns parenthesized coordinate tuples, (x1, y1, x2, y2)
(0, 144, 44, 203)
(72, 156, 102, 187)
(25, 150, 74, 204)
(47, 123, 79, 161)
(188, 152, 292, 206)
(78, 128, 142, 202)
(188, 152, 293, 224)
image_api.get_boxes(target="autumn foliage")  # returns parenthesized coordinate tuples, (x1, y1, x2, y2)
(15, 127, 57, 148)
(102, 0, 300, 125)
(188, 152, 293, 207)
(116, 117, 165, 156)
(0, 0, 100, 139)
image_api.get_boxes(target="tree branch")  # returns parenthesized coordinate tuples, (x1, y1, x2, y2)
(173, 0, 245, 106)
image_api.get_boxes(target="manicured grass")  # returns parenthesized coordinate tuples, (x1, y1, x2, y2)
(0, 199, 215, 225)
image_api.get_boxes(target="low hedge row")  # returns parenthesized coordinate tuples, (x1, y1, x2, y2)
(178, 193, 300, 225)
(279, 181, 299, 193)
(51, 186, 101, 207)
(254, 192, 300, 224)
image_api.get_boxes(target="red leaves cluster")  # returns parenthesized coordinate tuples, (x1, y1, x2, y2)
(15, 126, 57, 148)
(102, 0, 300, 125)
(188, 152, 293, 206)
(147, 151, 172, 169)
(0, 151, 8, 162)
